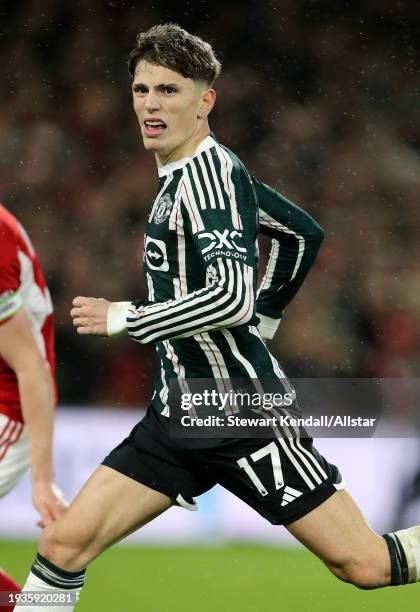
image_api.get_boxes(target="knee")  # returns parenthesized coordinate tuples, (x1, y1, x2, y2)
(39, 521, 91, 572)
(327, 556, 389, 590)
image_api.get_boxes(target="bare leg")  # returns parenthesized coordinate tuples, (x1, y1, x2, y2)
(286, 490, 390, 589)
(15, 466, 172, 611)
(39, 465, 173, 571)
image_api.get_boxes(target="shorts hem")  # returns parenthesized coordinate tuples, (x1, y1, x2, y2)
(280, 481, 343, 526)
(101, 456, 179, 503)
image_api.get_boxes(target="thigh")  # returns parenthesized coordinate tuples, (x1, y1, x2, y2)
(53, 409, 216, 558)
(199, 434, 343, 525)
(46, 464, 172, 558)
(0, 418, 30, 498)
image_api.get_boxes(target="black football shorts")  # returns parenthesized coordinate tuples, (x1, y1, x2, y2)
(102, 406, 344, 525)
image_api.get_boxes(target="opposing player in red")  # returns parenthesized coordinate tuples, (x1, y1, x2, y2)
(0, 204, 67, 609)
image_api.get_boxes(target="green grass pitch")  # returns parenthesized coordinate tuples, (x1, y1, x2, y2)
(1, 540, 417, 611)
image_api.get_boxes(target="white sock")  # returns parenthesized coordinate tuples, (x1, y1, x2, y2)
(13, 571, 81, 611)
(395, 525, 420, 583)
(14, 553, 85, 611)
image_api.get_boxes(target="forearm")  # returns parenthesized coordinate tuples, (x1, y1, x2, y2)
(17, 358, 55, 484)
(256, 231, 323, 339)
(257, 224, 324, 315)
(256, 186, 324, 338)
(108, 261, 254, 344)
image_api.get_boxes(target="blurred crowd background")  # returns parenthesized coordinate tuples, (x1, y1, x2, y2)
(1, 0, 419, 407)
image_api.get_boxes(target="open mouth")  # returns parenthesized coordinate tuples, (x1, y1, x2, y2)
(143, 119, 167, 137)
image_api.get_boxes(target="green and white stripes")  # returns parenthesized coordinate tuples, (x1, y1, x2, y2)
(126, 135, 324, 418)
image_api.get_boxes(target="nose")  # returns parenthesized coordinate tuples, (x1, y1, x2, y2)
(144, 90, 161, 112)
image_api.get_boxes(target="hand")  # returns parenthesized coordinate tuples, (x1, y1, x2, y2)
(71, 296, 110, 336)
(32, 481, 68, 528)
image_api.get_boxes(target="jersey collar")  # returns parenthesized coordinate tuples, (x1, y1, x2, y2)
(158, 135, 216, 178)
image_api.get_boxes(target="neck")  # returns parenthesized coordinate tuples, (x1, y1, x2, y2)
(156, 124, 210, 168)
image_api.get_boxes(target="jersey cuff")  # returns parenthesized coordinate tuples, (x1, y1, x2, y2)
(0, 291, 24, 324)
(257, 313, 281, 339)
(107, 301, 131, 336)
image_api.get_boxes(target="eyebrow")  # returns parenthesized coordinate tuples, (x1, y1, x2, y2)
(133, 82, 180, 89)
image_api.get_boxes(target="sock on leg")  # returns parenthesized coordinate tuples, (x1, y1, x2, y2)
(383, 533, 409, 585)
(13, 553, 86, 612)
(383, 525, 420, 585)
(394, 526, 420, 582)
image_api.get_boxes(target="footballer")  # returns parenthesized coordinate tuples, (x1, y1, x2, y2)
(16, 24, 420, 610)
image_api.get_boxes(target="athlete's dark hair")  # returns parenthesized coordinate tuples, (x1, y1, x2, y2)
(128, 23, 221, 86)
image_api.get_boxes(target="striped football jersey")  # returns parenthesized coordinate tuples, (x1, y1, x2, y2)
(126, 135, 323, 415)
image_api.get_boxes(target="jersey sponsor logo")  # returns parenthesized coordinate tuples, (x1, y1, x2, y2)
(197, 229, 247, 262)
(153, 194, 173, 224)
(203, 249, 247, 263)
(144, 236, 169, 271)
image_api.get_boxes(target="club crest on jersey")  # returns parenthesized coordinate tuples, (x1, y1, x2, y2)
(153, 194, 173, 224)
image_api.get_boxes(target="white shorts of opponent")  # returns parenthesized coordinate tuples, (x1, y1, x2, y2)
(0, 413, 30, 498)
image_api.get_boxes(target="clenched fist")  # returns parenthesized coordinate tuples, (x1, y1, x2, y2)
(71, 296, 111, 336)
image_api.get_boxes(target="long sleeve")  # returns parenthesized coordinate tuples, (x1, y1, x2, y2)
(254, 176, 324, 339)
(126, 157, 257, 345)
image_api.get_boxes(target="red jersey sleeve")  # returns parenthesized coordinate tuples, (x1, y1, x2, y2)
(0, 224, 23, 324)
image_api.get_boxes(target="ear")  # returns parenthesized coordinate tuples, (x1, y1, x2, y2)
(197, 88, 216, 119)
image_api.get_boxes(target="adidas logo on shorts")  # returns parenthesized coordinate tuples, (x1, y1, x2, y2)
(281, 486, 303, 507)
